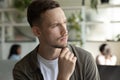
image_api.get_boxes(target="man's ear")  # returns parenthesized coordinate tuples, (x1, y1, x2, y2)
(32, 26, 41, 37)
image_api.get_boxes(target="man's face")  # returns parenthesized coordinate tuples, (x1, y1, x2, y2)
(39, 7, 68, 48)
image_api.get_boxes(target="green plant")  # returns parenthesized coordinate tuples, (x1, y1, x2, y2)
(115, 34, 120, 41)
(67, 12, 82, 31)
(90, 0, 98, 10)
(67, 12, 83, 45)
(13, 0, 32, 11)
(12, 0, 32, 22)
(67, 0, 98, 46)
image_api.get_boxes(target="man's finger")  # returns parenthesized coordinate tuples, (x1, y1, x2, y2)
(59, 48, 69, 58)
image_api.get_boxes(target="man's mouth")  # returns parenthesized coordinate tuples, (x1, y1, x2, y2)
(59, 35, 68, 42)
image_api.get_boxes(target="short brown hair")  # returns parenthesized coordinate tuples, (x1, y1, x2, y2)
(27, 0, 60, 27)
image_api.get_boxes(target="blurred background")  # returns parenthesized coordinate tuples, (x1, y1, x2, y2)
(0, 0, 120, 80)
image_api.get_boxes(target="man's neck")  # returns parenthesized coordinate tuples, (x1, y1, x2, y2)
(38, 44, 61, 60)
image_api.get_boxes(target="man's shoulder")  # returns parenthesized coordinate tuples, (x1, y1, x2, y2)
(69, 44, 93, 63)
(13, 52, 32, 71)
(12, 49, 37, 79)
(69, 44, 92, 57)
(14, 45, 38, 71)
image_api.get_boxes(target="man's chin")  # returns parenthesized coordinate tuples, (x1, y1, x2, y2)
(52, 43, 68, 49)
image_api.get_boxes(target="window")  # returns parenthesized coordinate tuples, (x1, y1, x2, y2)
(5, 26, 36, 42)
(86, 6, 120, 41)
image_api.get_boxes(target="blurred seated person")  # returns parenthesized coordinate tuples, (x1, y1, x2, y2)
(8, 44, 21, 61)
(96, 43, 117, 65)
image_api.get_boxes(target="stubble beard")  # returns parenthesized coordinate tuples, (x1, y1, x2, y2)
(52, 43, 68, 49)
(53, 36, 68, 48)
(50, 34, 68, 49)
(51, 39, 68, 48)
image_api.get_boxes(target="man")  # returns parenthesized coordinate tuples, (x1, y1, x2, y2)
(13, 0, 100, 80)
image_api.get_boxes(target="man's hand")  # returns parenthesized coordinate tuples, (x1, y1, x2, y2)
(57, 48, 77, 80)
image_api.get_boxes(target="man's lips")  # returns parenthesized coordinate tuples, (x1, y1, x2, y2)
(57, 34, 68, 41)
(59, 36, 68, 42)
(60, 36, 67, 40)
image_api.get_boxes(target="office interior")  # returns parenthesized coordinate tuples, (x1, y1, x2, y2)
(0, 0, 120, 80)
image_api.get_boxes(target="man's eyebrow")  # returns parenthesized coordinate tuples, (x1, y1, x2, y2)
(49, 22, 58, 26)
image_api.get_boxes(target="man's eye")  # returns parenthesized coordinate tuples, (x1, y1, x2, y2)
(51, 24, 58, 28)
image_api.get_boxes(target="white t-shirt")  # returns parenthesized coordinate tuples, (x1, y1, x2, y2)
(97, 54, 117, 65)
(37, 54, 58, 80)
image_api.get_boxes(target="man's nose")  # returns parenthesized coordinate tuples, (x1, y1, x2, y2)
(60, 24, 68, 35)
